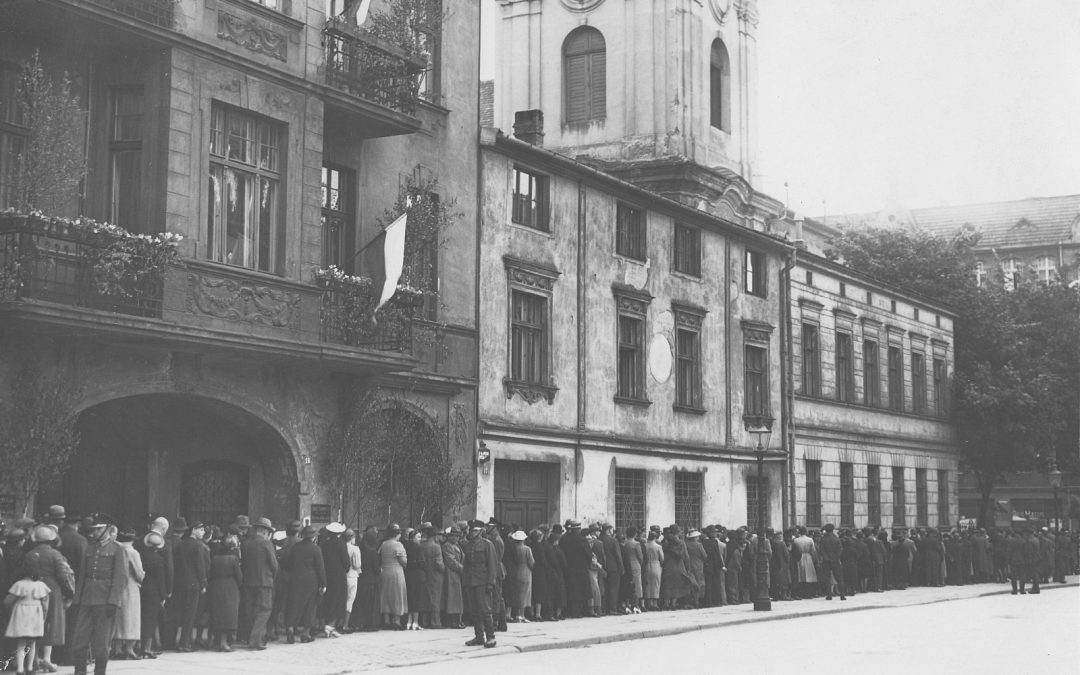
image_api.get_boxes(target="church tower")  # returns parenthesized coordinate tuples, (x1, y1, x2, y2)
(494, 0, 761, 218)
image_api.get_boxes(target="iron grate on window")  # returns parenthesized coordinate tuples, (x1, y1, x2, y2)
(615, 468, 646, 531)
(674, 471, 702, 530)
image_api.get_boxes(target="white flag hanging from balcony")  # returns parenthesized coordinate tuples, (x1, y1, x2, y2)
(377, 211, 408, 310)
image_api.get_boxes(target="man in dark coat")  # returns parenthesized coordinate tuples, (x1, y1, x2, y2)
(352, 525, 381, 631)
(924, 528, 944, 586)
(818, 523, 845, 600)
(558, 520, 591, 618)
(268, 520, 300, 639)
(417, 523, 445, 628)
(318, 523, 350, 634)
(484, 519, 507, 631)
(599, 523, 624, 614)
(866, 528, 886, 592)
(283, 525, 325, 643)
(172, 521, 209, 651)
(71, 516, 127, 675)
(1022, 529, 1042, 594)
(241, 517, 278, 650)
(702, 526, 727, 607)
(161, 517, 187, 650)
(462, 520, 498, 648)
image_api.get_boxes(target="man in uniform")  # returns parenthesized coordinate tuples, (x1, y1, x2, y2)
(818, 523, 845, 600)
(484, 518, 507, 631)
(462, 520, 497, 649)
(71, 515, 127, 675)
(241, 517, 277, 650)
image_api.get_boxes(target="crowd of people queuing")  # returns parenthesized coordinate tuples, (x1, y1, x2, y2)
(0, 504, 1076, 674)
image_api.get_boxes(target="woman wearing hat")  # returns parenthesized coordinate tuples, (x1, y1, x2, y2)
(378, 524, 407, 629)
(642, 530, 664, 611)
(21, 524, 74, 672)
(441, 528, 465, 629)
(660, 525, 692, 610)
(208, 535, 243, 651)
(139, 532, 168, 659)
(282, 525, 325, 643)
(111, 527, 146, 660)
(507, 531, 534, 623)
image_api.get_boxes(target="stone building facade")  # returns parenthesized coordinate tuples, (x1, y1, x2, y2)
(477, 128, 789, 532)
(785, 224, 959, 531)
(0, 0, 479, 528)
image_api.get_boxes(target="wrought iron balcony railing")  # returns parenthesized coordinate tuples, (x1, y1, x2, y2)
(318, 277, 415, 352)
(322, 17, 425, 116)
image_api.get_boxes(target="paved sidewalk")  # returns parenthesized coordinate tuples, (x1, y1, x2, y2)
(92, 578, 1078, 674)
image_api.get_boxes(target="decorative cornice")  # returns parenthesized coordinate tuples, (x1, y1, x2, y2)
(832, 307, 857, 321)
(504, 255, 560, 292)
(860, 316, 882, 329)
(612, 282, 653, 303)
(503, 378, 559, 405)
(930, 338, 950, 352)
(673, 302, 707, 330)
(740, 319, 773, 344)
(186, 273, 300, 328)
(909, 331, 929, 346)
(798, 298, 824, 312)
(217, 10, 288, 61)
(885, 324, 905, 337)
(616, 294, 648, 317)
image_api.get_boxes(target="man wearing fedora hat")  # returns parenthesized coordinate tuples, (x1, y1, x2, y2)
(559, 520, 591, 618)
(240, 517, 277, 650)
(71, 515, 127, 675)
(173, 521, 209, 651)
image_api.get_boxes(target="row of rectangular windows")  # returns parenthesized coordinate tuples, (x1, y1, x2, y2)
(613, 469, 760, 532)
(800, 323, 948, 417)
(511, 167, 767, 296)
(806, 462, 950, 529)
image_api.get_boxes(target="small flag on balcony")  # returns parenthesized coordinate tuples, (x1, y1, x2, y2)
(377, 211, 408, 310)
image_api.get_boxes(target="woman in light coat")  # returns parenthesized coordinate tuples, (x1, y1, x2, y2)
(441, 528, 465, 628)
(22, 525, 74, 672)
(378, 524, 408, 629)
(641, 531, 664, 610)
(111, 527, 145, 660)
(507, 531, 534, 622)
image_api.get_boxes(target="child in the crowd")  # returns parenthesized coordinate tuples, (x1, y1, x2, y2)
(4, 571, 51, 675)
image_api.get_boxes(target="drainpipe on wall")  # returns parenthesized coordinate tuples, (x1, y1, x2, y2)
(781, 240, 799, 530)
(473, 12, 484, 520)
(575, 180, 587, 518)
(725, 238, 733, 447)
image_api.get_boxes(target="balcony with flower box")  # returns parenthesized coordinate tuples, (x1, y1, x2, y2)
(0, 213, 417, 375)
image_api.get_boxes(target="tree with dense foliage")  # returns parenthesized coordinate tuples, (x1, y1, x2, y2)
(826, 225, 1080, 527)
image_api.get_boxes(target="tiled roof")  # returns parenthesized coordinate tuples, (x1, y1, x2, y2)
(822, 195, 1080, 249)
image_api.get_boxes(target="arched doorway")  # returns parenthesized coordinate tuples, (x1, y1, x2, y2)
(37, 394, 299, 529)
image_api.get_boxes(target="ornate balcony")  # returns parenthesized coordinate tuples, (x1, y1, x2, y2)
(322, 17, 426, 117)
(0, 214, 416, 373)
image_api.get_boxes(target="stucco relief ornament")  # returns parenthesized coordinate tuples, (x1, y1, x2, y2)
(187, 274, 301, 329)
(710, 0, 732, 25)
(217, 11, 288, 61)
(559, 0, 605, 13)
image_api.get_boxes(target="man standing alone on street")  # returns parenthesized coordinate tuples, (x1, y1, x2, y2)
(71, 515, 127, 675)
(241, 517, 277, 650)
(462, 520, 497, 649)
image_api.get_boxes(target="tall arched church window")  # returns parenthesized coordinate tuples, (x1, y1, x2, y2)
(710, 39, 731, 132)
(563, 27, 606, 124)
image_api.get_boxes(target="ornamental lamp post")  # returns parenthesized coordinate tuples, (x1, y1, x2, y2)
(744, 415, 774, 612)
(1048, 464, 1062, 531)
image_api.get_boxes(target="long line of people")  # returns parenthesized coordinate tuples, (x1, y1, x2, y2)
(1, 506, 1076, 673)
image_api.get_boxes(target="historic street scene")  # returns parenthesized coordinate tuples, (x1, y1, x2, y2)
(0, 0, 1076, 673)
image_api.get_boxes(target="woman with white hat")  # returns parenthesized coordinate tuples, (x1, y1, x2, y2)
(21, 524, 74, 673)
(138, 531, 168, 659)
(507, 531, 534, 623)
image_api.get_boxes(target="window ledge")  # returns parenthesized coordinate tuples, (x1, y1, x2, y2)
(614, 252, 648, 265)
(614, 395, 652, 408)
(671, 270, 702, 282)
(673, 404, 707, 416)
(504, 378, 558, 405)
(508, 221, 553, 237)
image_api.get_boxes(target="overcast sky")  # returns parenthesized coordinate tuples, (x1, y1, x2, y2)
(480, 1, 1080, 218)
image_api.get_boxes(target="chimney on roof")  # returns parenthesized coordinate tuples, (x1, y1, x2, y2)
(513, 109, 544, 147)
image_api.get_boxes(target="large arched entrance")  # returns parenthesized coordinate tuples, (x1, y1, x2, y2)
(37, 394, 299, 529)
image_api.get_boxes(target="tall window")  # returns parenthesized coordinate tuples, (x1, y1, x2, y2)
(673, 223, 701, 277)
(744, 344, 769, 418)
(836, 331, 855, 403)
(616, 296, 647, 401)
(1034, 255, 1056, 285)
(563, 26, 606, 124)
(0, 63, 26, 209)
(974, 261, 985, 287)
(511, 167, 549, 231)
(614, 468, 646, 531)
(1001, 258, 1020, 291)
(744, 249, 766, 297)
(937, 469, 950, 527)
(801, 323, 820, 396)
(321, 165, 354, 272)
(867, 465, 881, 526)
(709, 39, 731, 132)
(510, 289, 548, 384)
(863, 339, 880, 407)
(888, 346, 903, 412)
(674, 309, 703, 410)
(208, 104, 284, 273)
(840, 462, 855, 527)
(109, 88, 144, 230)
(912, 351, 926, 415)
(806, 460, 822, 527)
(615, 202, 646, 261)
(403, 189, 441, 320)
(746, 475, 769, 530)
(915, 468, 928, 526)
(892, 466, 906, 526)
(933, 358, 947, 416)
(414, 0, 442, 104)
(674, 471, 702, 531)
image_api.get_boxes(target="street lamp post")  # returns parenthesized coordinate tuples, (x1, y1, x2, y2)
(744, 415, 774, 612)
(1048, 465, 1062, 531)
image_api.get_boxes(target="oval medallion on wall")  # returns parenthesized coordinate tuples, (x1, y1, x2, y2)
(649, 334, 673, 383)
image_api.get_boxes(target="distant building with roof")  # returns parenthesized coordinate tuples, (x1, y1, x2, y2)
(822, 194, 1080, 286)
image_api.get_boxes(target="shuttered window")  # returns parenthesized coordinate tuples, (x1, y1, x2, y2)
(563, 27, 606, 124)
(710, 39, 731, 132)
